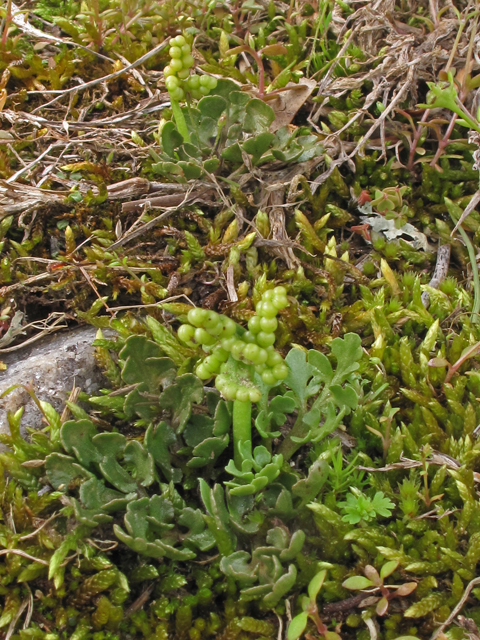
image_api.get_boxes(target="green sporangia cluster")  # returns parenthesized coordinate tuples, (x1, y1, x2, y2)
(178, 286, 289, 400)
(162, 32, 218, 142)
(164, 35, 217, 101)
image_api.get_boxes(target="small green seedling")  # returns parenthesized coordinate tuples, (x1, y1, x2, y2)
(415, 444, 445, 508)
(370, 186, 410, 228)
(366, 403, 400, 461)
(287, 569, 341, 640)
(339, 487, 394, 524)
(342, 561, 417, 616)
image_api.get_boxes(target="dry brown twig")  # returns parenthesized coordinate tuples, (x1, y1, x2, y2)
(421, 243, 451, 308)
(10, 1, 115, 62)
(0, 311, 68, 353)
(124, 584, 156, 619)
(28, 39, 170, 112)
(110, 186, 215, 250)
(308, 0, 462, 187)
(5, 598, 29, 640)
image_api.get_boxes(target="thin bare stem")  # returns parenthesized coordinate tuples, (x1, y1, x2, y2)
(407, 110, 430, 171)
(0, 549, 49, 566)
(429, 113, 458, 168)
(0, 0, 12, 50)
(444, 341, 480, 384)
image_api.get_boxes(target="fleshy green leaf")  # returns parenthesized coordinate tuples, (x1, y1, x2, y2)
(287, 612, 308, 640)
(244, 98, 275, 134)
(144, 422, 181, 483)
(330, 333, 363, 379)
(222, 142, 243, 163)
(162, 121, 183, 158)
(242, 132, 274, 160)
(329, 384, 358, 410)
(124, 440, 155, 487)
(61, 420, 101, 468)
(198, 95, 227, 120)
(292, 459, 329, 504)
(308, 569, 326, 600)
(342, 576, 375, 590)
(285, 349, 317, 410)
(120, 336, 176, 393)
(380, 560, 399, 580)
(158, 374, 204, 431)
(45, 452, 93, 490)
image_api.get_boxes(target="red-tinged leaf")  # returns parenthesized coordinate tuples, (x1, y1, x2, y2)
(376, 596, 389, 616)
(357, 190, 371, 205)
(364, 565, 382, 586)
(393, 582, 418, 597)
(325, 632, 342, 640)
(261, 44, 288, 57)
(342, 576, 375, 590)
(228, 45, 248, 56)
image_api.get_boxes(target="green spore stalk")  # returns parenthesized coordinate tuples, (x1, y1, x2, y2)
(164, 33, 217, 143)
(177, 286, 289, 479)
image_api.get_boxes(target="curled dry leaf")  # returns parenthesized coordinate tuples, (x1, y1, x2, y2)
(268, 79, 317, 132)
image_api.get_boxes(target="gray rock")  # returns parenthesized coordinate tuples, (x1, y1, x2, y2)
(0, 326, 111, 433)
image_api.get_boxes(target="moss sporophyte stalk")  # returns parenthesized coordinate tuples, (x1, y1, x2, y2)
(177, 287, 288, 491)
(164, 33, 217, 142)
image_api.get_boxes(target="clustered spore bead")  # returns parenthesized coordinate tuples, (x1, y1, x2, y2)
(177, 287, 289, 401)
(186, 74, 218, 100)
(164, 34, 217, 101)
(215, 376, 262, 403)
(253, 287, 289, 384)
(177, 310, 236, 379)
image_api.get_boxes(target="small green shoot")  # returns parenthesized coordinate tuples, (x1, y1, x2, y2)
(339, 488, 394, 524)
(366, 403, 400, 461)
(287, 569, 341, 640)
(417, 70, 480, 134)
